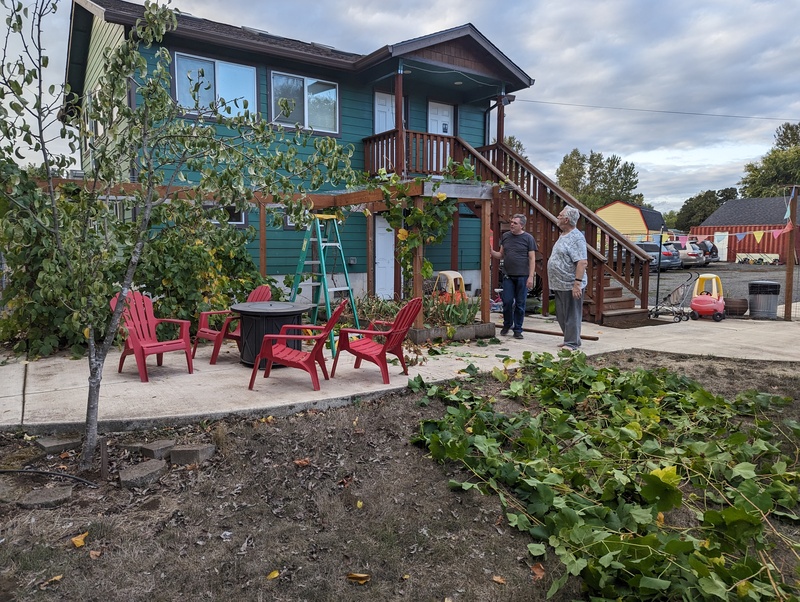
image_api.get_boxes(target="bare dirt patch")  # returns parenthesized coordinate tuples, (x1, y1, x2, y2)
(1, 350, 798, 601)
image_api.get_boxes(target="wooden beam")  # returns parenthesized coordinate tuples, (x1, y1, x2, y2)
(367, 215, 375, 296)
(480, 198, 492, 324)
(412, 196, 424, 327)
(785, 186, 797, 321)
(395, 70, 405, 177)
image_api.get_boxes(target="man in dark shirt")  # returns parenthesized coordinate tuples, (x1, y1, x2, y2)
(490, 214, 537, 339)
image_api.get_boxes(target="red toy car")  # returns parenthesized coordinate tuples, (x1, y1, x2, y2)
(689, 273, 726, 322)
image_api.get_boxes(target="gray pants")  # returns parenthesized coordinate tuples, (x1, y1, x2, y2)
(553, 289, 583, 349)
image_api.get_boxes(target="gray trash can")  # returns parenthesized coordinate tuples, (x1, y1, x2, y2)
(748, 281, 780, 319)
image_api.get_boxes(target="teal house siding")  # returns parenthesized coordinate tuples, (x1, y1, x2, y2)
(457, 105, 486, 149)
(65, 0, 534, 298)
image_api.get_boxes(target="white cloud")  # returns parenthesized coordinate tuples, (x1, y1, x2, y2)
(19, 0, 800, 211)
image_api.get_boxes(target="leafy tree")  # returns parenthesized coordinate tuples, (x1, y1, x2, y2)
(0, 0, 357, 469)
(555, 148, 643, 210)
(773, 121, 800, 150)
(498, 135, 528, 161)
(738, 122, 800, 197)
(739, 146, 800, 198)
(662, 209, 678, 230)
(674, 188, 737, 231)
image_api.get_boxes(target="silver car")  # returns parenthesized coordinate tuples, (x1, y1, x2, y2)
(668, 241, 705, 268)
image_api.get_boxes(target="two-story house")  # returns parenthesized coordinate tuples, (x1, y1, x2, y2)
(65, 0, 652, 325)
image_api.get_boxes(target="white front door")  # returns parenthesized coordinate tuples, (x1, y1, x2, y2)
(428, 101, 454, 171)
(375, 215, 395, 299)
(374, 92, 395, 134)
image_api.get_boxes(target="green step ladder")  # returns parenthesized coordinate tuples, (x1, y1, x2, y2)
(290, 214, 359, 355)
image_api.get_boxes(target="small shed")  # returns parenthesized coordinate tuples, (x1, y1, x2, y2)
(596, 201, 667, 241)
(690, 197, 797, 263)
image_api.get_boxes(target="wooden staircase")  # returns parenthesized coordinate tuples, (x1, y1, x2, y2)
(362, 130, 654, 325)
(457, 138, 653, 326)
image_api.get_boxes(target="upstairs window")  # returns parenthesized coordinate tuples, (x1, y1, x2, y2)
(175, 53, 256, 116)
(271, 71, 338, 133)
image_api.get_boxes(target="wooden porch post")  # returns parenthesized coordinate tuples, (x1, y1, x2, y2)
(413, 196, 425, 328)
(395, 68, 405, 177)
(785, 186, 797, 321)
(480, 198, 492, 324)
(367, 215, 375, 296)
(496, 97, 505, 145)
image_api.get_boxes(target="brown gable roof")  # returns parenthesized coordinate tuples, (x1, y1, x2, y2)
(77, 0, 361, 68)
(72, 0, 533, 90)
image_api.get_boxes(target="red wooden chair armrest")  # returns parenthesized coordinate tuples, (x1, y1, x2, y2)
(198, 309, 232, 330)
(157, 318, 191, 336)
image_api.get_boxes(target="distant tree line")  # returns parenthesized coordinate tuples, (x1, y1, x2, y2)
(549, 122, 800, 229)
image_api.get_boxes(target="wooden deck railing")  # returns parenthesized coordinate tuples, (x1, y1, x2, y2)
(362, 130, 651, 323)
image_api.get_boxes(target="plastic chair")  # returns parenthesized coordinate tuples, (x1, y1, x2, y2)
(193, 285, 272, 364)
(110, 291, 193, 383)
(248, 299, 349, 392)
(331, 297, 422, 384)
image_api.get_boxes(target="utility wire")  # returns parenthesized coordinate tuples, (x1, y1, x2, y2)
(519, 98, 798, 122)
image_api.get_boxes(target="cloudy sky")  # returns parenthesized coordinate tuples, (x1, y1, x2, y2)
(25, 0, 800, 212)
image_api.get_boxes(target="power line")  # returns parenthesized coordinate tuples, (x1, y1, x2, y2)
(520, 98, 798, 122)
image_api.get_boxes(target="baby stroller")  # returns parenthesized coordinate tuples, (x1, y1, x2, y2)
(649, 272, 697, 322)
(689, 273, 726, 322)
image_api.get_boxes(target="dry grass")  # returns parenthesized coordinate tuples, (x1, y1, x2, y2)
(1, 351, 798, 601)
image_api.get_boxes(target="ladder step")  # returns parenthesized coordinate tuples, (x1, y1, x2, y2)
(327, 287, 350, 292)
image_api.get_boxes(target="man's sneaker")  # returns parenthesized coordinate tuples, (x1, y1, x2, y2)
(513, 332, 523, 340)
(500, 327, 510, 336)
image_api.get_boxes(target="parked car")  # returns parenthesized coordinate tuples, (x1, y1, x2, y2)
(693, 240, 719, 264)
(635, 242, 681, 271)
(667, 241, 705, 268)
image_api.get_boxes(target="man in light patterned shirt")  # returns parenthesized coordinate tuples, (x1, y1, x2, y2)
(547, 207, 588, 350)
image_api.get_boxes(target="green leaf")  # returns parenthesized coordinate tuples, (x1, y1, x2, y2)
(628, 506, 654, 525)
(730, 462, 757, 480)
(640, 473, 683, 511)
(639, 576, 671, 591)
(697, 574, 730, 600)
(527, 543, 546, 557)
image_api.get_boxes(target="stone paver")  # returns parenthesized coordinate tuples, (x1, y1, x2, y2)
(118, 459, 168, 489)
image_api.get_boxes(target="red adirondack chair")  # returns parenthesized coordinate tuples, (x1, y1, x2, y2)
(192, 284, 272, 364)
(331, 297, 422, 384)
(248, 299, 349, 392)
(110, 291, 194, 383)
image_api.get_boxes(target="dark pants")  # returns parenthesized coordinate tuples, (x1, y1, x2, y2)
(501, 275, 527, 334)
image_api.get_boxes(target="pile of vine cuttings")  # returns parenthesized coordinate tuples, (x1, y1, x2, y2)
(412, 350, 800, 601)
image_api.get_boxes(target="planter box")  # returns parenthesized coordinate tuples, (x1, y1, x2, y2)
(407, 322, 496, 345)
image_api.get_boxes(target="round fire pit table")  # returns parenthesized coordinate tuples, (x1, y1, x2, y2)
(231, 301, 315, 367)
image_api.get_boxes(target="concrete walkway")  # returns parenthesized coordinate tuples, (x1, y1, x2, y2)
(2, 313, 798, 434)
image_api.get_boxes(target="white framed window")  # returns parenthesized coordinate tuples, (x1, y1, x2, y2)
(175, 53, 256, 116)
(271, 71, 338, 133)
